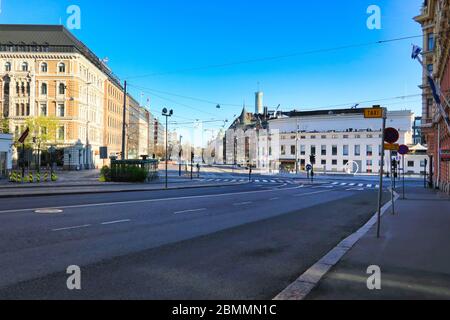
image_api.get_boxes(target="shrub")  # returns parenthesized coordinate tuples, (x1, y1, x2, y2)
(100, 166, 111, 182)
(110, 165, 149, 183)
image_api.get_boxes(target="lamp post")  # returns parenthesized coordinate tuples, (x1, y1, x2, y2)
(162, 108, 173, 189)
(179, 135, 183, 177)
(85, 82, 92, 169)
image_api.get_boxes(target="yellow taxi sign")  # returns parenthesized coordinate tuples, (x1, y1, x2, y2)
(364, 108, 383, 119)
(384, 143, 400, 151)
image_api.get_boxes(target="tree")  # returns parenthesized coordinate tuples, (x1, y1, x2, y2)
(23, 116, 60, 146)
(0, 118, 10, 134)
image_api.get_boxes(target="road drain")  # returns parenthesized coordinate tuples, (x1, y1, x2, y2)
(35, 209, 64, 214)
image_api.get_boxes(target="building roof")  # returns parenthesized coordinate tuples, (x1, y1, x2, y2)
(0, 24, 121, 87)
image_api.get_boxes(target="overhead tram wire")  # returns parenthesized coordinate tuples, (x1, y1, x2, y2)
(124, 34, 424, 80)
(127, 85, 219, 118)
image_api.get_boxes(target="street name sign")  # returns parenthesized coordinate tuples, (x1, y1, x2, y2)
(364, 108, 383, 119)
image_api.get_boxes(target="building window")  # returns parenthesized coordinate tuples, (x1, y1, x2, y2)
(57, 126, 65, 140)
(332, 160, 338, 166)
(408, 161, 415, 167)
(321, 145, 327, 156)
(40, 104, 47, 116)
(57, 104, 65, 117)
(367, 145, 373, 156)
(281, 145, 286, 156)
(21, 62, 28, 72)
(427, 64, 433, 74)
(26, 103, 30, 116)
(343, 145, 349, 156)
(41, 62, 48, 73)
(58, 62, 66, 73)
(311, 145, 316, 156)
(367, 160, 373, 167)
(41, 83, 47, 95)
(5, 62, 11, 72)
(355, 145, 361, 156)
(426, 98, 433, 118)
(59, 83, 66, 95)
(15, 104, 19, 116)
(321, 160, 326, 165)
(300, 145, 306, 156)
(291, 145, 296, 155)
(428, 33, 435, 51)
(332, 145, 338, 156)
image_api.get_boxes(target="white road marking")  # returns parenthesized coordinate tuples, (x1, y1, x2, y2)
(332, 182, 339, 185)
(263, 180, 269, 183)
(358, 184, 364, 187)
(0, 185, 305, 214)
(349, 183, 356, 186)
(367, 184, 373, 188)
(269, 197, 280, 201)
(234, 202, 252, 206)
(174, 208, 207, 214)
(340, 183, 347, 186)
(52, 224, 91, 232)
(294, 190, 336, 197)
(101, 219, 131, 225)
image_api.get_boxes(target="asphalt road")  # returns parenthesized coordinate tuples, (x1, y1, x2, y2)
(0, 177, 392, 299)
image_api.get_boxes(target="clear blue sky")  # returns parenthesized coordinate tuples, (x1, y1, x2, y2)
(1, 0, 424, 137)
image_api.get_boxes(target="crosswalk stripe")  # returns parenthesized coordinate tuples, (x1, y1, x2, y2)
(358, 184, 364, 187)
(367, 184, 373, 188)
(332, 182, 339, 185)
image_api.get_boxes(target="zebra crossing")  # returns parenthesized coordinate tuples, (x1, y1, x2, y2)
(197, 178, 297, 185)
(197, 178, 379, 190)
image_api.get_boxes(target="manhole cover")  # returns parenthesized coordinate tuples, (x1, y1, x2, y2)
(35, 209, 63, 214)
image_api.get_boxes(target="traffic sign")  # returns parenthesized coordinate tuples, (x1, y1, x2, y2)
(18, 127, 30, 144)
(384, 127, 400, 144)
(306, 164, 313, 171)
(384, 143, 400, 151)
(398, 145, 410, 155)
(364, 108, 383, 119)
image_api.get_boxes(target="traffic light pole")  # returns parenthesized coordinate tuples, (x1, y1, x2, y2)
(377, 110, 387, 239)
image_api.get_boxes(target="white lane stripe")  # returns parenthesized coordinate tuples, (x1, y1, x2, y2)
(294, 190, 336, 197)
(234, 202, 252, 206)
(101, 219, 131, 225)
(0, 185, 304, 214)
(269, 197, 280, 201)
(174, 208, 207, 214)
(52, 224, 91, 232)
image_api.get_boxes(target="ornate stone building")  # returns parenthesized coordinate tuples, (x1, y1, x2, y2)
(415, 0, 450, 193)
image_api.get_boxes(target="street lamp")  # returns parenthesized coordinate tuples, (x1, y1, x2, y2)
(179, 135, 183, 177)
(162, 108, 173, 189)
(85, 82, 92, 170)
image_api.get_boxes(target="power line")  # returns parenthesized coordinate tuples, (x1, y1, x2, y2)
(124, 34, 424, 80)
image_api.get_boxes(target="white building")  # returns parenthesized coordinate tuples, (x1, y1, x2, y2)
(268, 108, 427, 175)
(0, 133, 13, 177)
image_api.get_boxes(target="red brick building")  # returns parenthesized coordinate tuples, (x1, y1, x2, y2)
(415, 0, 450, 194)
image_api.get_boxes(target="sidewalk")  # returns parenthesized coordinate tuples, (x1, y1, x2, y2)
(306, 187, 450, 300)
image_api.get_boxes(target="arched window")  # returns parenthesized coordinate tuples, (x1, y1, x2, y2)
(5, 62, 11, 72)
(21, 62, 28, 72)
(58, 62, 66, 73)
(59, 83, 66, 95)
(41, 83, 48, 95)
(41, 62, 48, 73)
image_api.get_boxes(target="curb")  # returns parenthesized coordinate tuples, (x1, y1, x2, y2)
(273, 191, 400, 301)
(0, 182, 249, 199)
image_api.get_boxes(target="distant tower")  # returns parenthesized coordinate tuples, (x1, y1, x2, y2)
(255, 91, 264, 115)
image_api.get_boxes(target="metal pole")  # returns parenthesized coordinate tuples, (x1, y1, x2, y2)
(377, 111, 386, 239)
(391, 151, 395, 215)
(121, 81, 127, 160)
(402, 155, 406, 200)
(165, 115, 168, 190)
(179, 136, 182, 177)
(296, 119, 299, 175)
